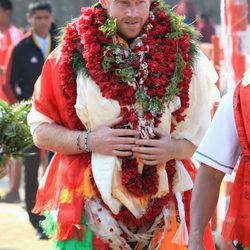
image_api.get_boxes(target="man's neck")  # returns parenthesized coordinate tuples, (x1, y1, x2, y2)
(33, 31, 49, 39)
(0, 22, 10, 33)
(117, 31, 134, 46)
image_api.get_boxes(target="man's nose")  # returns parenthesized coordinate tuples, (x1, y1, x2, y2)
(126, 4, 138, 17)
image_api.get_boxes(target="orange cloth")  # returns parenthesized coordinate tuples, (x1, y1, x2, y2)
(0, 25, 22, 103)
(222, 83, 250, 247)
(144, 160, 215, 250)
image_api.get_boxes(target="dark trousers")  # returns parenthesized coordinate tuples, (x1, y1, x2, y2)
(24, 146, 44, 230)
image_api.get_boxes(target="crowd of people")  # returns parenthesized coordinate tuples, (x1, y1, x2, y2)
(0, 0, 249, 249)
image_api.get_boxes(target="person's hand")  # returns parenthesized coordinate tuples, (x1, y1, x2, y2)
(132, 128, 176, 165)
(88, 117, 139, 157)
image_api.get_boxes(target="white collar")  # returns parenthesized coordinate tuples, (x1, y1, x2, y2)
(33, 32, 49, 45)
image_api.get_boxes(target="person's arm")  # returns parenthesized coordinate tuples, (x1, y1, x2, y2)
(188, 164, 225, 249)
(132, 128, 197, 165)
(33, 117, 139, 156)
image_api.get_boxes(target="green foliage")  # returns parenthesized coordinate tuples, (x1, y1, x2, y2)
(136, 87, 165, 117)
(0, 100, 33, 169)
(115, 66, 137, 83)
(149, 98, 165, 113)
(166, 53, 184, 102)
(102, 53, 116, 73)
(99, 18, 117, 37)
(71, 49, 88, 75)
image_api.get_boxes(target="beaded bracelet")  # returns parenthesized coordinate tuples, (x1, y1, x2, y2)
(84, 130, 91, 153)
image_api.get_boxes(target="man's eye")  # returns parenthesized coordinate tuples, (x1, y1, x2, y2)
(116, 0, 129, 4)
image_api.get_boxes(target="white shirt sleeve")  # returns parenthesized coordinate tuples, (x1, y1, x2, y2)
(27, 105, 54, 135)
(172, 50, 220, 146)
(192, 91, 241, 174)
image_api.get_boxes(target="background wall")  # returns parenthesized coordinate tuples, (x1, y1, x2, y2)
(10, 0, 250, 29)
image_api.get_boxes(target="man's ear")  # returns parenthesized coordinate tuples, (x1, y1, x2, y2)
(100, 0, 107, 9)
(26, 13, 32, 24)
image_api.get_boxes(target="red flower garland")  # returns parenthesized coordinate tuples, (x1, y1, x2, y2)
(90, 160, 176, 228)
(121, 158, 159, 197)
(58, 2, 195, 228)
(114, 160, 176, 228)
(59, 22, 85, 131)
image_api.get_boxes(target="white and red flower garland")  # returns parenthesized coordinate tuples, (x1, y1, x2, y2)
(59, 1, 197, 229)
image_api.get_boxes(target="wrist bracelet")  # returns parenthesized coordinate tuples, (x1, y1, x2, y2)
(76, 133, 84, 151)
(84, 130, 91, 153)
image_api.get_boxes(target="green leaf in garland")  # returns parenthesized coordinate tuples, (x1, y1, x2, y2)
(71, 49, 88, 75)
(102, 53, 116, 73)
(176, 52, 186, 73)
(166, 84, 180, 102)
(99, 18, 117, 37)
(135, 87, 149, 115)
(115, 67, 136, 83)
(136, 87, 147, 101)
(165, 52, 185, 102)
(149, 98, 165, 113)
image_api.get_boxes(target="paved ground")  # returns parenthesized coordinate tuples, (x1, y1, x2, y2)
(0, 177, 51, 250)
(0, 203, 51, 250)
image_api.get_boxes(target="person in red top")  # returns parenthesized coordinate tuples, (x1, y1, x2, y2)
(189, 69, 250, 249)
(0, 0, 22, 103)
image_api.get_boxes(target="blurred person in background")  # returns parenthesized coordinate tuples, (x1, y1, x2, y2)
(0, 0, 23, 204)
(197, 13, 216, 43)
(0, 0, 22, 103)
(6, 1, 56, 239)
(175, 0, 197, 25)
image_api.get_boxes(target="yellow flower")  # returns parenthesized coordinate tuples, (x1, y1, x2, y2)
(60, 187, 72, 204)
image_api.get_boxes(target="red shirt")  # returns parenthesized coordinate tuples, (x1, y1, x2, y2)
(0, 25, 22, 102)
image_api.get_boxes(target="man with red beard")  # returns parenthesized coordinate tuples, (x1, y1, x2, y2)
(27, 0, 219, 249)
